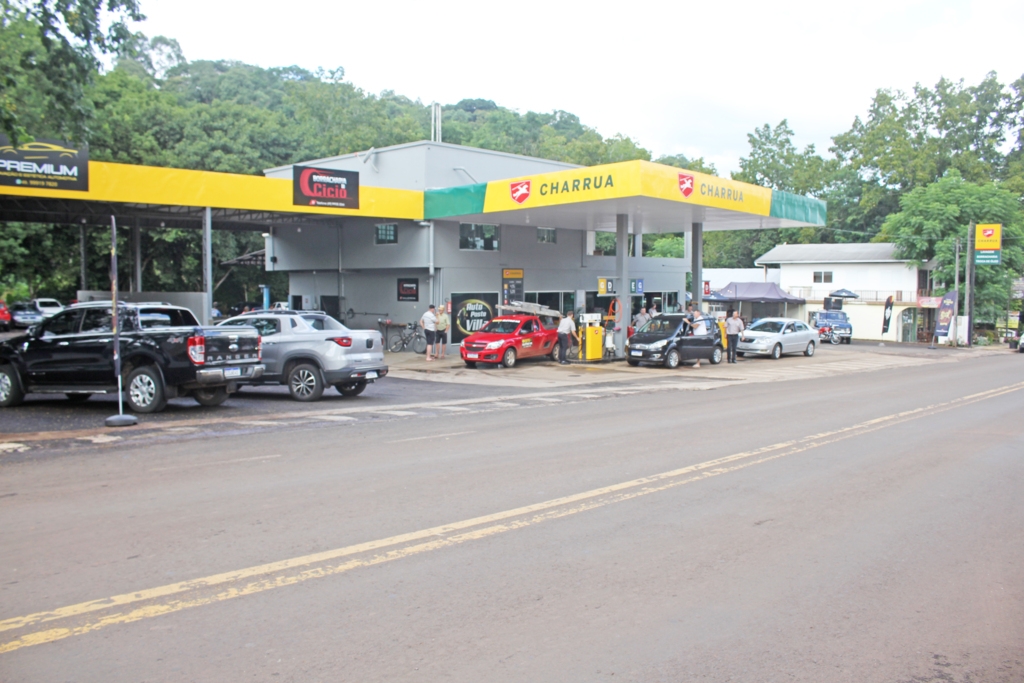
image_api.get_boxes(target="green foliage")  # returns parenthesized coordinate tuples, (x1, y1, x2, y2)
(655, 154, 718, 176)
(878, 171, 1023, 323)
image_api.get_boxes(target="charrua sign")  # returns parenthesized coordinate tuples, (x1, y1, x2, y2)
(0, 136, 89, 191)
(292, 166, 359, 209)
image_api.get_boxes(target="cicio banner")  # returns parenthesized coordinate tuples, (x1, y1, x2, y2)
(293, 166, 359, 209)
(0, 135, 89, 191)
(934, 291, 957, 337)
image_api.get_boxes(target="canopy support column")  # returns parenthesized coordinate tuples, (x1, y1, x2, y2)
(614, 214, 629, 357)
(132, 224, 141, 292)
(203, 207, 213, 324)
(691, 222, 703, 310)
(80, 224, 87, 291)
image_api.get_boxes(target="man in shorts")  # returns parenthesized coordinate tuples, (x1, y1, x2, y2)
(434, 304, 450, 359)
(420, 305, 437, 361)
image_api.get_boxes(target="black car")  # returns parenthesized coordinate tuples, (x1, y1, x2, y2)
(0, 302, 264, 413)
(625, 314, 724, 368)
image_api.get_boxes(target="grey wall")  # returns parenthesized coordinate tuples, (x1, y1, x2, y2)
(77, 291, 210, 324)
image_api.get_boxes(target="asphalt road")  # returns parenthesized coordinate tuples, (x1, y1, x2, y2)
(1, 353, 1022, 682)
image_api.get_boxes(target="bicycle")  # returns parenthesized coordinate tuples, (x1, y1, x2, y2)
(388, 322, 428, 354)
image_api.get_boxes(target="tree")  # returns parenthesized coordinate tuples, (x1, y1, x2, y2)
(877, 171, 1023, 324)
(1, 0, 144, 144)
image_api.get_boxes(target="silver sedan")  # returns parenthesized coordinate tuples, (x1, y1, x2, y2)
(736, 317, 817, 359)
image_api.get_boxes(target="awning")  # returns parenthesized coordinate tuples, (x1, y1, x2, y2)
(828, 288, 859, 298)
(710, 282, 806, 304)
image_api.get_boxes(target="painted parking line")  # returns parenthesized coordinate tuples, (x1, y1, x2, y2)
(308, 415, 358, 422)
(3, 380, 1021, 654)
(385, 431, 476, 444)
(375, 410, 418, 417)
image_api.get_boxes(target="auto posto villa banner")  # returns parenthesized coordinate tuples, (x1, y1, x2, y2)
(975, 224, 1002, 265)
(451, 292, 498, 344)
(293, 166, 359, 209)
(0, 135, 89, 191)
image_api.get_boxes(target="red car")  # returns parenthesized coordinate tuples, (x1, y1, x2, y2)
(0, 301, 11, 332)
(461, 314, 560, 368)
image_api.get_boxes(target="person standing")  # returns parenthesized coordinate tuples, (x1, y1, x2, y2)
(557, 310, 579, 365)
(420, 305, 437, 361)
(434, 304, 450, 359)
(725, 310, 744, 363)
(633, 307, 650, 330)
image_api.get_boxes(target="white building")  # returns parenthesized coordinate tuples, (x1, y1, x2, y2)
(755, 243, 929, 343)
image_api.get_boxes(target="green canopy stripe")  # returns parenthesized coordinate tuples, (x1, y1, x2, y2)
(770, 190, 827, 225)
(424, 184, 487, 219)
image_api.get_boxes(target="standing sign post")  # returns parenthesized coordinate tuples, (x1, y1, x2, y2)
(105, 216, 138, 427)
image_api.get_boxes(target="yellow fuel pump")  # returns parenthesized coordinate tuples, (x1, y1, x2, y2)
(578, 313, 604, 361)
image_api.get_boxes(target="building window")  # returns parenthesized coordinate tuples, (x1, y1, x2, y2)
(459, 223, 500, 251)
(537, 228, 557, 244)
(813, 271, 833, 284)
(375, 224, 398, 245)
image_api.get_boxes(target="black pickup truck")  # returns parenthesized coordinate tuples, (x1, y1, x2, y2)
(0, 302, 264, 413)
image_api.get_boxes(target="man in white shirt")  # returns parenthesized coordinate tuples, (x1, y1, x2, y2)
(724, 310, 745, 363)
(556, 311, 579, 365)
(419, 305, 437, 361)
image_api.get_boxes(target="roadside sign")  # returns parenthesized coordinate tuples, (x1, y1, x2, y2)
(975, 224, 1001, 265)
(703, 281, 710, 296)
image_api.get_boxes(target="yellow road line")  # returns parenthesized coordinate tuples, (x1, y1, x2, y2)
(2, 381, 1022, 653)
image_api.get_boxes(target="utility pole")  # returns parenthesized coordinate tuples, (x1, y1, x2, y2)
(965, 221, 974, 346)
(951, 236, 960, 348)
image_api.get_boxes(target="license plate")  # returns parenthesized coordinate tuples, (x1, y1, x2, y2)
(224, 368, 242, 378)
(467, 353, 478, 359)
(631, 350, 643, 357)
(366, 371, 378, 379)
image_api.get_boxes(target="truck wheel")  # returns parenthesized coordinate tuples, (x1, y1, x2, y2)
(66, 393, 92, 402)
(193, 387, 229, 406)
(0, 366, 25, 407)
(336, 380, 367, 397)
(126, 366, 167, 413)
(664, 348, 680, 369)
(288, 363, 324, 401)
(771, 344, 782, 360)
(804, 342, 815, 357)
(501, 347, 517, 368)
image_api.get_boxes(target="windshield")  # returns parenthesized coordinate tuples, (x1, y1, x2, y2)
(300, 315, 347, 331)
(639, 317, 681, 335)
(749, 320, 785, 334)
(481, 319, 522, 334)
(819, 311, 848, 323)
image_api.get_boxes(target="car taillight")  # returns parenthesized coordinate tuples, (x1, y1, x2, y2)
(187, 336, 205, 364)
(329, 337, 352, 347)
(257, 335, 262, 361)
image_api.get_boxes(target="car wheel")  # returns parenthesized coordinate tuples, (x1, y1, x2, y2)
(501, 347, 517, 368)
(287, 363, 324, 401)
(627, 359, 640, 366)
(412, 336, 428, 354)
(66, 393, 92, 402)
(126, 366, 167, 413)
(336, 380, 367, 397)
(710, 346, 723, 365)
(771, 344, 782, 360)
(0, 366, 25, 407)
(464, 360, 477, 368)
(388, 336, 405, 353)
(193, 387, 229, 406)
(550, 347, 559, 362)
(804, 341, 815, 357)
(664, 348, 680, 369)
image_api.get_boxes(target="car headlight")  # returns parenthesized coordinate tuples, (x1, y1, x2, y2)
(485, 341, 504, 350)
(649, 339, 668, 349)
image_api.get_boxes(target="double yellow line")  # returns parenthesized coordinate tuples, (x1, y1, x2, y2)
(3, 381, 1022, 654)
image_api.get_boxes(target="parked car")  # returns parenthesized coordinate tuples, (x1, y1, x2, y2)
(9, 302, 44, 328)
(460, 313, 561, 368)
(218, 310, 387, 401)
(31, 298, 64, 319)
(625, 314, 724, 368)
(809, 310, 853, 344)
(736, 318, 817, 359)
(0, 301, 11, 332)
(0, 302, 264, 412)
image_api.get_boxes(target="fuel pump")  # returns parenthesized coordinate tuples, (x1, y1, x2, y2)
(578, 313, 604, 361)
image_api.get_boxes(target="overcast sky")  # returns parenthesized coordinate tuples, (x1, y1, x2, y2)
(135, 0, 1023, 175)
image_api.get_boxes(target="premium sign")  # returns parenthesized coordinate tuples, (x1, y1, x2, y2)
(0, 135, 89, 191)
(293, 166, 359, 209)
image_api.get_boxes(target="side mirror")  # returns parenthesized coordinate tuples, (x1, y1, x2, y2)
(27, 325, 40, 338)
